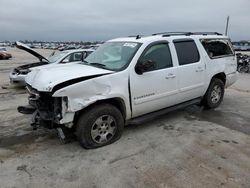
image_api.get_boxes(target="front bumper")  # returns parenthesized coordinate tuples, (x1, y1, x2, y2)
(17, 105, 36, 114)
(18, 85, 63, 129)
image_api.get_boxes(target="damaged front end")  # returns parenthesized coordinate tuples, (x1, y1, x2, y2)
(18, 85, 65, 130)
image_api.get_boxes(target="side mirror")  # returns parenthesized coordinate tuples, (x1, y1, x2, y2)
(135, 60, 156, 75)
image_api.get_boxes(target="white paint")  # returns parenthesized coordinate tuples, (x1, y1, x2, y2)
(26, 34, 238, 125)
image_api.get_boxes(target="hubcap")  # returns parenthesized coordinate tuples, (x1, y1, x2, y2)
(91, 115, 116, 144)
(211, 85, 222, 104)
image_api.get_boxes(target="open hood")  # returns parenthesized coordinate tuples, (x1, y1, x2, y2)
(26, 63, 113, 92)
(15, 41, 49, 62)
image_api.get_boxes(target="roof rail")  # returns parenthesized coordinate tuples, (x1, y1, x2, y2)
(152, 32, 223, 37)
(128, 35, 142, 39)
(191, 32, 223, 36)
(152, 32, 192, 36)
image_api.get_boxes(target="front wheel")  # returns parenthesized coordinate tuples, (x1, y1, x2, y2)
(76, 104, 124, 149)
(203, 78, 225, 109)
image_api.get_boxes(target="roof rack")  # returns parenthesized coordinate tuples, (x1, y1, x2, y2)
(152, 32, 222, 37)
(128, 35, 142, 39)
(191, 32, 223, 36)
(152, 32, 192, 36)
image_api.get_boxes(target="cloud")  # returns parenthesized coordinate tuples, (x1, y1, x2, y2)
(0, 0, 249, 41)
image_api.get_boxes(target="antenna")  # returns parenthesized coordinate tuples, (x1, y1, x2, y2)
(225, 16, 230, 36)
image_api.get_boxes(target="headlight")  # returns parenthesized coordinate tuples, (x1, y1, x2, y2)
(26, 85, 40, 100)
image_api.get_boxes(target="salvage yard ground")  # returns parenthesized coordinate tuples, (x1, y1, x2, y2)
(0, 48, 250, 188)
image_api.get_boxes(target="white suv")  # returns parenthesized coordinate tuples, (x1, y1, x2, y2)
(18, 32, 238, 149)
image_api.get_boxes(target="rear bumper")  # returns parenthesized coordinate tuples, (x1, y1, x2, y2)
(225, 72, 238, 88)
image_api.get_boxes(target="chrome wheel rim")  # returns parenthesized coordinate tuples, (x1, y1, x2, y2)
(211, 85, 222, 104)
(91, 115, 116, 144)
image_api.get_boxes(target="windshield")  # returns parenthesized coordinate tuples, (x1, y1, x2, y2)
(47, 51, 68, 63)
(84, 42, 141, 71)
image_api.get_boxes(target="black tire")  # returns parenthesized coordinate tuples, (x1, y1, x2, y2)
(76, 103, 124, 149)
(238, 66, 249, 73)
(203, 78, 225, 109)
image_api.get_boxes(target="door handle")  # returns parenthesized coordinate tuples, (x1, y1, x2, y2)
(196, 67, 204, 72)
(165, 73, 176, 79)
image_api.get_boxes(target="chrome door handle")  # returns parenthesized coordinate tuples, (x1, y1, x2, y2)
(196, 67, 204, 72)
(165, 73, 176, 79)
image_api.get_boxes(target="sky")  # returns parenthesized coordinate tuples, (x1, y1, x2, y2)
(0, 0, 249, 42)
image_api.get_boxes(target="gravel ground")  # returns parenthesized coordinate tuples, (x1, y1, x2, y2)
(0, 48, 250, 188)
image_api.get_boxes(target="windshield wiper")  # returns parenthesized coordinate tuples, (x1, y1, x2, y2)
(82, 60, 89, 64)
(89, 63, 106, 68)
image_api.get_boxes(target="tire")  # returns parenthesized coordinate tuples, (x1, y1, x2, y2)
(203, 78, 225, 109)
(76, 103, 124, 149)
(238, 66, 249, 73)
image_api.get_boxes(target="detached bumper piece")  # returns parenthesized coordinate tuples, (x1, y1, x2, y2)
(17, 105, 36, 114)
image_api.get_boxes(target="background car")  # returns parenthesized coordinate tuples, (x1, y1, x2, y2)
(0, 48, 12, 60)
(9, 41, 94, 86)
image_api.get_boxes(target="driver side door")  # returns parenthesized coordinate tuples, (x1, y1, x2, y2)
(130, 42, 179, 117)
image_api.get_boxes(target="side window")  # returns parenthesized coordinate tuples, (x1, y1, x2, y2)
(139, 43, 173, 71)
(174, 40, 200, 65)
(201, 39, 234, 58)
(62, 52, 82, 63)
(73, 52, 82, 61)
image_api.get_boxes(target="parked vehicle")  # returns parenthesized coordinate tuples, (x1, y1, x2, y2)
(9, 41, 94, 86)
(0, 48, 12, 60)
(236, 53, 250, 73)
(18, 32, 237, 149)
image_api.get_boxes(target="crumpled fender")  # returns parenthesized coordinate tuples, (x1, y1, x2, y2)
(52, 72, 130, 124)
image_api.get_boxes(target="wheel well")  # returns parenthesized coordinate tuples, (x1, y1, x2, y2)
(212, 73, 226, 84)
(99, 98, 127, 119)
(73, 98, 126, 127)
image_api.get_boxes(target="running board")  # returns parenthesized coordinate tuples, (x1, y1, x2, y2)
(127, 98, 201, 125)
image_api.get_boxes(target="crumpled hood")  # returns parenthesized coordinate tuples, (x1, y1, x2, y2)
(15, 41, 49, 62)
(26, 63, 113, 92)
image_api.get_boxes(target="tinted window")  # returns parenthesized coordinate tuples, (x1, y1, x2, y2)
(140, 43, 172, 71)
(201, 39, 234, 58)
(174, 40, 200, 65)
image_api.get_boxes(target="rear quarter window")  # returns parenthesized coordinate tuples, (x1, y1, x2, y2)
(201, 39, 234, 59)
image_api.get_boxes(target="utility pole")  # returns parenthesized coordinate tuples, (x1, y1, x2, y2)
(225, 16, 230, 36)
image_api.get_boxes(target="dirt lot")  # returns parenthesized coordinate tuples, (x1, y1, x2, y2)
(0, 48, 250, 188)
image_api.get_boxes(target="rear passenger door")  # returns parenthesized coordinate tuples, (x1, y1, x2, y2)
(174, 39, 206, 101)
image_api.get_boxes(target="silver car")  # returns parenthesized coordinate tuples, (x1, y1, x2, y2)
(9, 41, 94, 86)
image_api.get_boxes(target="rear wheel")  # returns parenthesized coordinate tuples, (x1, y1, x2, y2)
(76, 104, 124, 149)
(203, 78, 225, 109)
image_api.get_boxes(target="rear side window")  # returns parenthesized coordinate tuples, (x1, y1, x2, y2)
(201, 39, 234, 58)
(174, 40, 200, 65)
